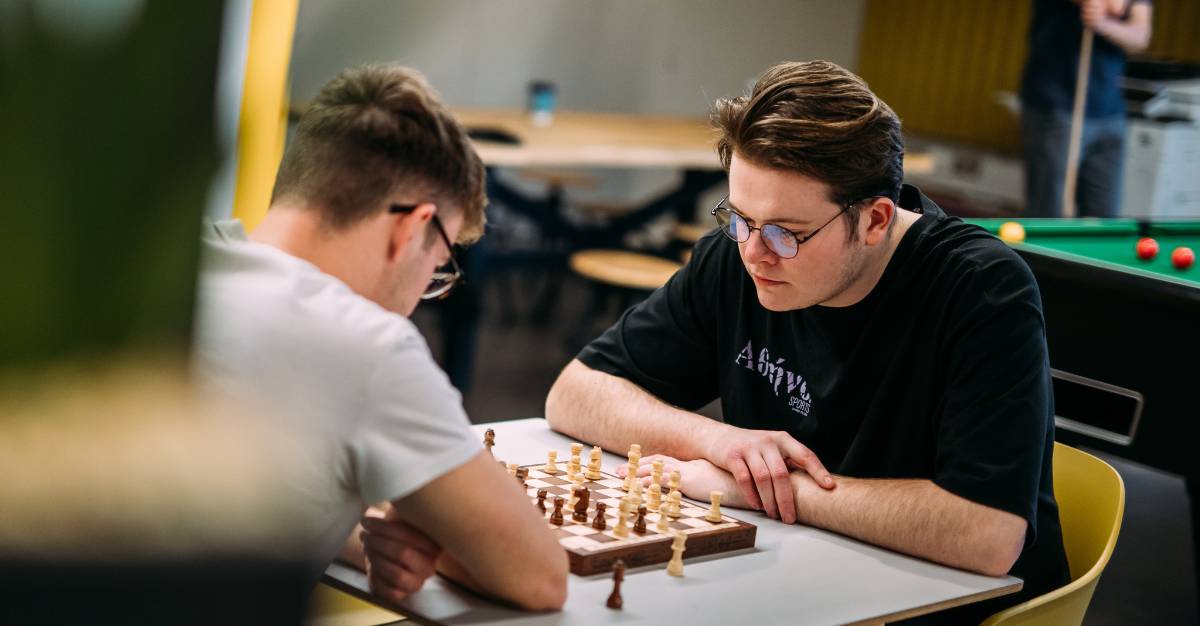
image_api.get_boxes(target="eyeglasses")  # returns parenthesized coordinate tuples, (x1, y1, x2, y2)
(710, 195, 881, 259)
(389, 204, 464, 300)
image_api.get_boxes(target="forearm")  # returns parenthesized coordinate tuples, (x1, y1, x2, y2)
(1093, 6, 1151, 54)
(545, 359, 729, 461)
(791, 475, 1025, 576)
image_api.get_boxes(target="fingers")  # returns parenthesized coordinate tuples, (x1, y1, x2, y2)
(725, 453, 763, 512)
(762, 447, 796, 524)
(779, 437, 835, 489)
(744, 453, 779, 520)
(360, 517, 441, 558)
(364, 548, 432, 602)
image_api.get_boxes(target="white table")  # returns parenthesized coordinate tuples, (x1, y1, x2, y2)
(323, 418, 1021, 625)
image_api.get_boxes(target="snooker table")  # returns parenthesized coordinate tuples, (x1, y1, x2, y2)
(970, 218, 1200, 584)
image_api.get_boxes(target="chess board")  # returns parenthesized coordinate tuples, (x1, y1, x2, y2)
(521, 465, 756, 575)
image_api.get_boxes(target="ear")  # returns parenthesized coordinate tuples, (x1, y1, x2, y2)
(387, 202, 436, 263)
(861, 197, 895, 247)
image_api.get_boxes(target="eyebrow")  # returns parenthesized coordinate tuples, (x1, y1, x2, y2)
(726, 199, 812, 228)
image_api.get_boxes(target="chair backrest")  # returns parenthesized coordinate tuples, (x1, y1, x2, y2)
(980, 442, 1125, 626)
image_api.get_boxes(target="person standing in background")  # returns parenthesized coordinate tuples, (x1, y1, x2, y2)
(1020, 0, 1153, 217)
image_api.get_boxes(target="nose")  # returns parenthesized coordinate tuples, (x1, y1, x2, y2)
(741, 228, 778, 265)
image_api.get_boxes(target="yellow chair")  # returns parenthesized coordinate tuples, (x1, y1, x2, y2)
(981, 443, 1125, 625)
(305, 582, 406, 626)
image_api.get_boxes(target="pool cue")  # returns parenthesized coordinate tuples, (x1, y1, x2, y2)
(1061, 28, 1094, 218)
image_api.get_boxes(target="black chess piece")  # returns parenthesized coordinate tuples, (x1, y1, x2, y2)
(633, 504, 647, 534)
(592, 501, 607, 530)
(572, 486, 590, 522)
(536, 488, 548, 513)
(606, 559, 625, 609)
(550, 496, 565, 525)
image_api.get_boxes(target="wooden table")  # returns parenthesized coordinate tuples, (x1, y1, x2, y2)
(323, 418, 1021, 626)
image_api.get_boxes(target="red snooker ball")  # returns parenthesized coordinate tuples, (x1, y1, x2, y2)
(1136, 237, 1159, 261)
(1171, 246, 1195, 270)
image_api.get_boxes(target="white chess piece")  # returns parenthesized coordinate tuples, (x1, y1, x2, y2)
(656, 508, 670, 533)
(647, 483, 662, 512)
(706, 491, 723, 522)
(665, 488, 682, 519)
(666, 532, 687, 577)
(614, 500, 631, 538)
(651, 459, 664, 489)
(586, 445, 602, 480)
(544, 450, 559, 474)
(507, 462, 518, 478)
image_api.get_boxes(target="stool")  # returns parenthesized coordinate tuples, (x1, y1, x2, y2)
(567, 249, 683, 350)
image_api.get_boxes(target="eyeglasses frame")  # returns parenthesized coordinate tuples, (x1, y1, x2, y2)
(710, 194, 888, 259)
(389, 203, 464, 300)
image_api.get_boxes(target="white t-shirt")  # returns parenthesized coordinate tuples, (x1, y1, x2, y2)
(191, 219, 480, 569)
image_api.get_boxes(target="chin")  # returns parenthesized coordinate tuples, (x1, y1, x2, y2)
(754, 287, 806, 312)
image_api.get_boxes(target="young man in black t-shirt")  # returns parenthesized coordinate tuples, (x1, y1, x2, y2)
(546, 61, 1068, 621)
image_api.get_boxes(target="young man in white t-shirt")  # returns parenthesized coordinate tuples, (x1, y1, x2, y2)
(192, 64, 566, 610)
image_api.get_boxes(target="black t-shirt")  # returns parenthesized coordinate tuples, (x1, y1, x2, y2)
(578, 185, 1069, 623)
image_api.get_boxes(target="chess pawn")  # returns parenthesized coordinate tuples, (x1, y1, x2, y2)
(629, 478, 644, 507)
(567, 478, 582, 510)
(668, 469, 681, 492)
(607, 559, 625, 610)
(651, 459, 664, 489)
(567, 460, 578, 482)
(613, 500, 631, 537)
(515, 466, 529, 487)
(507, 462, 518, 478)
(592, 501, 608, 530)
(570, 442, 583, 468)
(706, 491, 723, 522)
(544, 450, 559, 474)
(536, 488, 548, 514)
(647, 483, 662, 512)
(483, 428, 495, 456)
(550, 496, 565, 525)
(656, 508, 670, 533)
(667, 532, 687, 577)
(633, 505, 647, 534)
(665, 488, 682, 518)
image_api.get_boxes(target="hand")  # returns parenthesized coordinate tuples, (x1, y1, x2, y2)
(618, 454, 753, 509)
(1080, 0, 1108, 29)
(703, 426, 833, 524)
(359, 507, 443, 603)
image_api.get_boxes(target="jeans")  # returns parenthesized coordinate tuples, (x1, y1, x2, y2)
(1021, 108, 1126, 218)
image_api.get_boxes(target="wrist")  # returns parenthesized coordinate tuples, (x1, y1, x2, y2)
(697, 420, 735, 462)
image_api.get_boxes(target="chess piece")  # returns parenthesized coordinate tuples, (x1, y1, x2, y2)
(570, 442, 583, 469)
(623, 444, 642, 491)
(665, 488, 682, 518)
(614, 500, 631, 537)
(666, 532, 687, 577)
(544, 450, 559, 474)
(633, 504, 647, 534)
(483, 428, 495, 456)
(567, 480, 580, 510)
(656, 508, 670, 532)
(630, 478, 644, 505)
(706, 491, 723, 522)
(668, 469, 681, 492)
(647, 483, 662, 512)
(506, 462, 518, 478)
(586, 445, 602, 480)
(651, 459, 664, 489)
(515, 466, 529, 486)
(550, 496, 565, 525)
(606, 559, 625, 610)
(566, 459, 578, 482)
(536, 488, 548, 513)
(573, 486, 590, 522)
(592, 501, 608, 530)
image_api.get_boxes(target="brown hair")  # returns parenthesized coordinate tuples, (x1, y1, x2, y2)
(271, 64, 486, 243)
(712, 60, 903, 240)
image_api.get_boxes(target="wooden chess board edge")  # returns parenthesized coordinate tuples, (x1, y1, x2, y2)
(571, 524, 757, 575)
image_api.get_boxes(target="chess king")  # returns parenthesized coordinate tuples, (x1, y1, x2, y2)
(546, 59, 1068, 622)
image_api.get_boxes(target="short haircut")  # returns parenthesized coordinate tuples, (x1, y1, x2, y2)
(271, 64, 486, 243)
(712, 60, 904, 240)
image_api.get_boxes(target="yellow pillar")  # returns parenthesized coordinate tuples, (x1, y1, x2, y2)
(232, 0, 299, 230)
